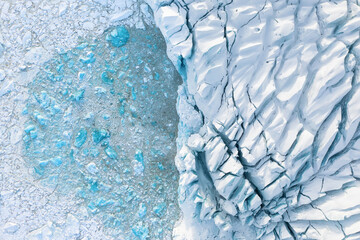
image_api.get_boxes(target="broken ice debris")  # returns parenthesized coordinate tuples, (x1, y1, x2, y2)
(106, 26, 129, 47)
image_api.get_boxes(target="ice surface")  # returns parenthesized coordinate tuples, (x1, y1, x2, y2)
(148, 0, 360, 239)
(22, 26, 181, 239)
(1, 0, 360, 239)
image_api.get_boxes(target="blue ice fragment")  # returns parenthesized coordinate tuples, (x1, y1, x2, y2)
(95, 198, 115, 207)
(95, 86, 107, 96)
(79, 51, 95, 64)
(24, 125, 35, 134)
(126, 81, 133, 88)
(113, 219, 121, 227)
(34, 112, 48, 126)
(88, 201, 99, 214)
(76, 43, 88, 50)
(68, 59, 75, 68)
(56, 64, 64, 73)
(74, 128, 87, 148)
(144, 65, 151, 73)
(89, 147, 100, 157)
(130, 105, 137, 117)
(101, 71, 114, 84)
(125, 188, 135, 202)
(101, 140, 109, 147)
(135, 150, 144, 164)
(133, 160, 145, 175)
(157, 162, 164, 170)
(82, 148, 89, 156)
(132, 222, 149, 240)
(78, 72, 85, 81)
(22, 107, 28, 115)
(84, 112, 94, 121)
(154, 72, 160, 80)
(56, 140, 66, 148)
(23, 135, 30, 143)
(51, 156, 63, 167)
(120, 54, 128, 61)
(131, 87, 136, 100)
(103, 114, 110, 120)
(153, 203, 166, 217)
(119, 105, 125, 116)
(30, 130, 37, 139)
(106, 26, 129, 48)
(151, 149, 164, 157)
(71, 89, 85, 102)
(137, 203, 147, 219)
(92, 129, 110, 144)
(118, 71, 125, 80)
(77, 189, 86, 199)
(39, 160, 49, 168)
(34, 166, 45, 176)
(86, 162, 98, 175)
(105, 146, 118, 159)
(90, 180, 99, 192)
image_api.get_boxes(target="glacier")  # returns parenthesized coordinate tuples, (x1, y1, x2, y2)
(0, 0, 360, 239)
(147, 0, 360, 239)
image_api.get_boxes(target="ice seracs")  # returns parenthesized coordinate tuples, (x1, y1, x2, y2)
(149, 0, 360, 239)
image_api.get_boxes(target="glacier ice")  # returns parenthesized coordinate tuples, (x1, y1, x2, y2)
(148, 0, 360, 239)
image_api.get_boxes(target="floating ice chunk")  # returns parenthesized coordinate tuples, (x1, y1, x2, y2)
(153, 202, 166, 217)
(92, 129, 110, 144)
(95, 86, 107, 96)
(137, 203, 147, 219)
(104, 146, 117, 159)
(51, 157, 63, 167)
(132, 160, 144, 176)
(106, 26, 129, 48)
(70, 89, 85, 102)
(78, 72, 85, 81)
(86, 162, 98, 175)
(133, 150, 145, 175)
(135, 149, 144, 164)
(74, 128, 87, 148)
(132, 222, 149, 240)
(34, 112, 48, 126)
(101, 71, 113, 84)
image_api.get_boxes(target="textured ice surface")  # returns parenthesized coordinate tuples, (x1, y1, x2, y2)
(22, 25, 181, 239)
(148, 0, 360, 239)
(2, 0, 360, 239)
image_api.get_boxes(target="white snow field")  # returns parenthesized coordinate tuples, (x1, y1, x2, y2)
(1, 0, 360, 239)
